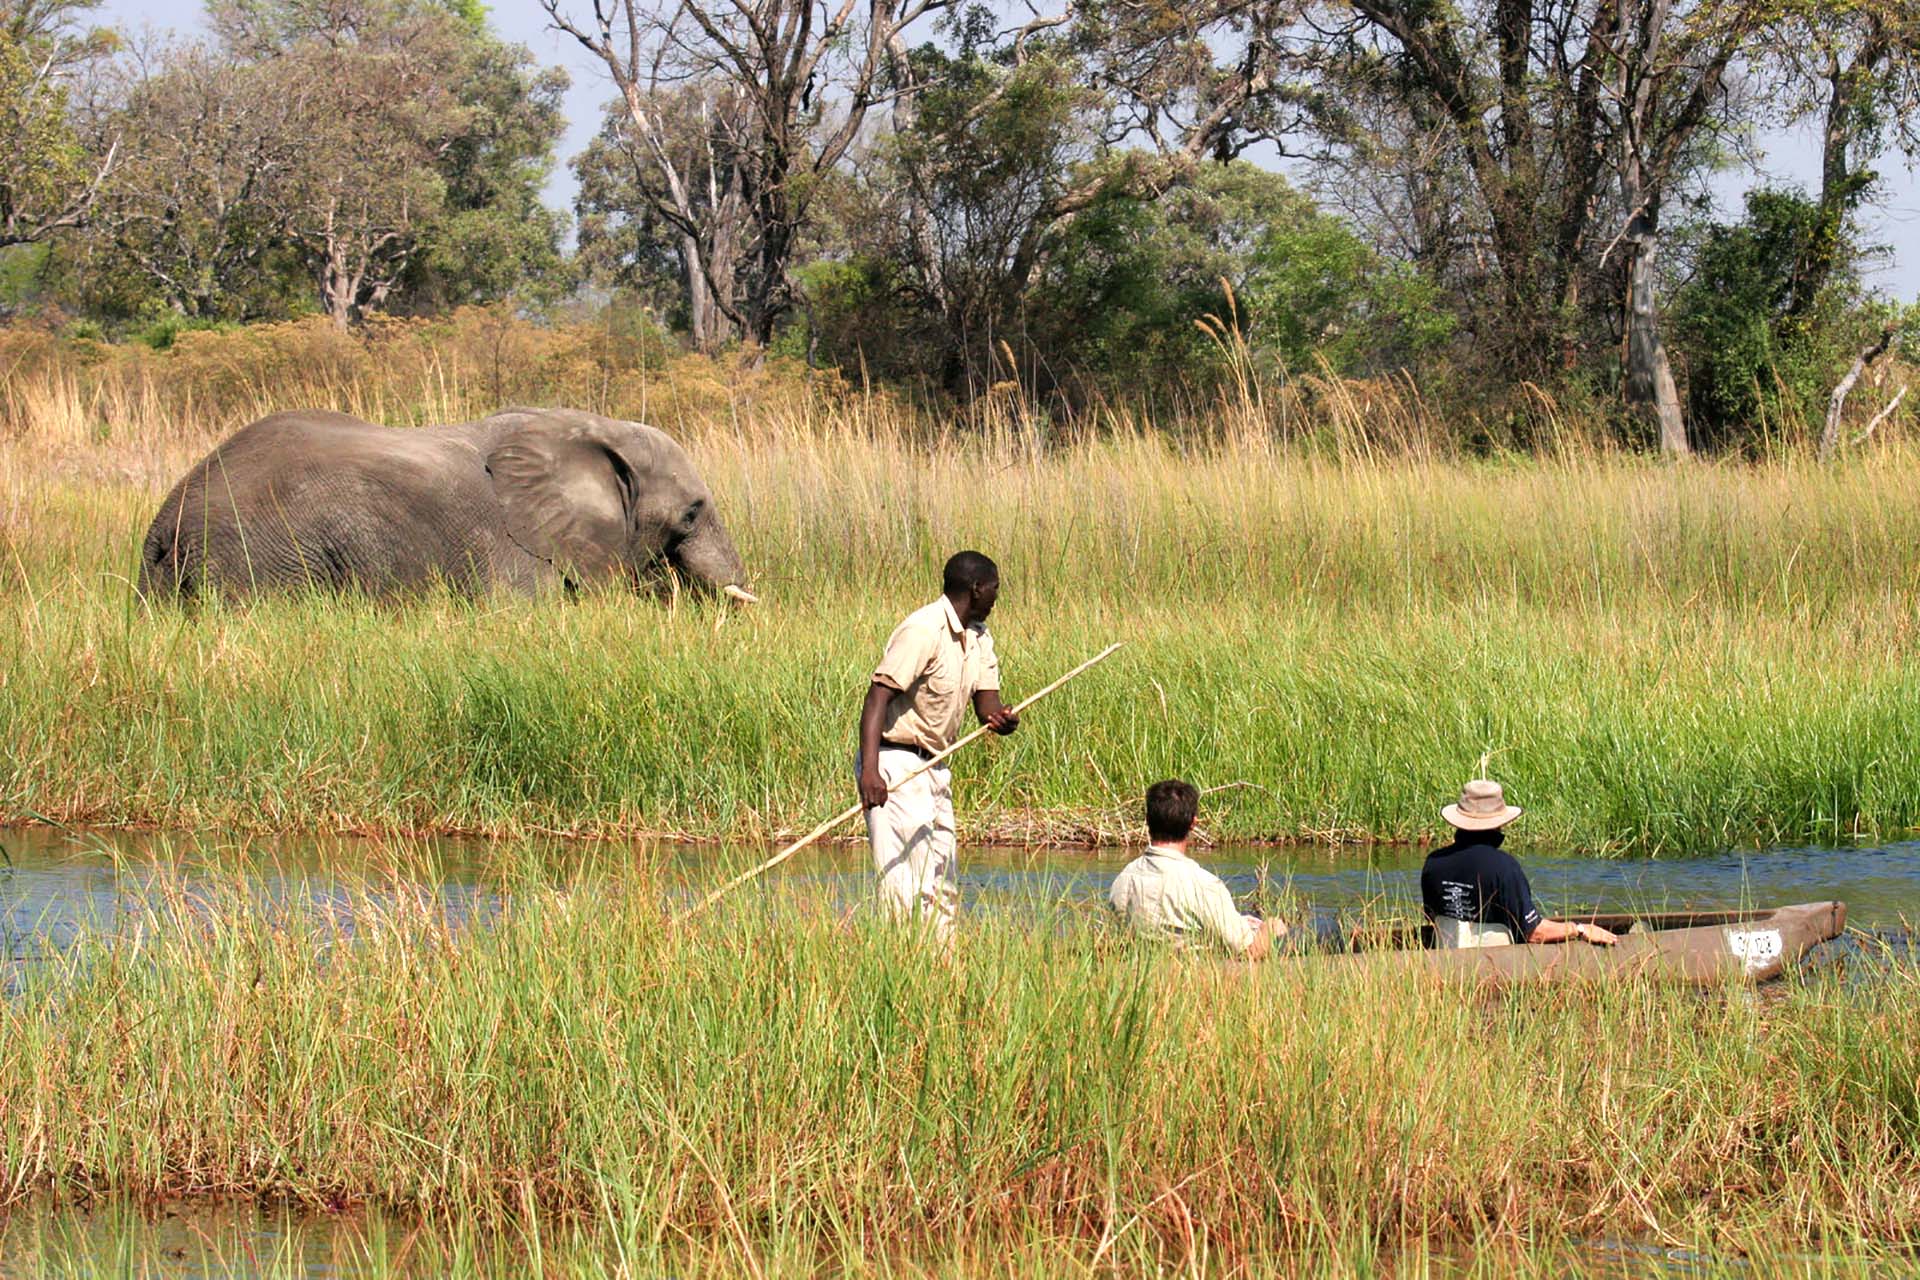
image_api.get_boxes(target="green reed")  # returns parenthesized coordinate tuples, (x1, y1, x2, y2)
(7, 422, 1920, 850)
(0, 852, 1914, 1274)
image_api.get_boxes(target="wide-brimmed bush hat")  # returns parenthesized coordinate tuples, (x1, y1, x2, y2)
(1442, 779, 1523, 831)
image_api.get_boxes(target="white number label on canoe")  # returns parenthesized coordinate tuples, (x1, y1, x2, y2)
(1725, 928, 1784, 975)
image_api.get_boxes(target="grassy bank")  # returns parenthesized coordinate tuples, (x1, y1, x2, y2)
(0, 852, 1915, 1274)
(6, 318, 1920, 851)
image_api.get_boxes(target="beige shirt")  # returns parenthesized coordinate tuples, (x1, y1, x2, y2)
(872, 596, 1002, 754)
(1109, 845, 1257, 956)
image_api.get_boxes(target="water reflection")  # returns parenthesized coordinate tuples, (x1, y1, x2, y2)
(0, 1196, 1898, 1279)
(5, 824, 1919, 964)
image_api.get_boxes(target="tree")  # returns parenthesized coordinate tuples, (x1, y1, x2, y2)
(1759, 1, 1920, 327)
(1325, 0, 1624, 373)
(1670, 187, 1866, 442)
(76, 0, 570, 326)
(400, 11, 572, 309)
(222, 0, 474, 325)
(543, 0, 951, 351)
(1606, 0, 1773, 455)
(1034, 164, 1451, 393)
(1326, 0, 1770, 453)
(0, 0, 118, 249)
(76, 43, 310, 320)
(883, 44, 1104, 389)
(569, 85, 753, 349)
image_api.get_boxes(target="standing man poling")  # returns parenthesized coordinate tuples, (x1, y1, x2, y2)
(857, 551, 1019, 941)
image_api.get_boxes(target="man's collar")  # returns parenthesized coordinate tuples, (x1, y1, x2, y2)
(938, 594, 981, 635)
(1145, 842, 1192, 860)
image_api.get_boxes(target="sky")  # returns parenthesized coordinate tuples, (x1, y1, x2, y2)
(102, 0, 1920, 301)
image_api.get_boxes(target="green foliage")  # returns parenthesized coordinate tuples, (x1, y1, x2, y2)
(403, 32, 571, 310)
(62, 0, 569, 327)
(1034, 164, 1454, 396)
(1033, 180, 1229, 391)
(131, 312, 240, 351)
(0, 34, 81, 233)
(782, 256, 912, 368)
(569, 111, 688, 328)
(1671, 188, 1870, 444)
(0, 241, 50, 308)
(437, 0, 488, 30)
(0, 1, 115, 249)
(418, 205, 572, 310)
(880, 45, 1102, 388)
(1242, 210, 1455, 378)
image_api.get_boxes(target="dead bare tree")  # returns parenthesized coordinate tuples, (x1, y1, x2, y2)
(1819, 322, 1899, 461)
(542, 0, 949, 351)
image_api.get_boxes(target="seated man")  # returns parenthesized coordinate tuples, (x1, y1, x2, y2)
(1422, 779, 1618, 948)
(1109, 779, 1288, 959)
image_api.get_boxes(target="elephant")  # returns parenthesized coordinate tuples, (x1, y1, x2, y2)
(137, 407, 756, 604)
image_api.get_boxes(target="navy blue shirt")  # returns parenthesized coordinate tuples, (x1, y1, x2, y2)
(1420, 833, 1543, 942)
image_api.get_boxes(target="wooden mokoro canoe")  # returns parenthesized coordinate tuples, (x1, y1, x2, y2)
(1346, 907, 1819, 953)
(1319, 901, 1846, 986)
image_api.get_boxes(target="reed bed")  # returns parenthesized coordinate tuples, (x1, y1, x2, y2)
(0, 852, 1914, 1274)
(5, 316, 1920, 851)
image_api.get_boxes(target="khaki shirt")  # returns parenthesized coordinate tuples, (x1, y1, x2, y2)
(1109, 845, 1257, 956)
(872, 596, 1002, 754)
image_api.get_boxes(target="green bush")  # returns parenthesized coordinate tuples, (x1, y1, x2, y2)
(1670, 187, 1879, 448)
(133, 313, 241, 351)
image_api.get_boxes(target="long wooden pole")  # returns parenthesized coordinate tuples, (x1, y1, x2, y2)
(679, 642, 1124, 922)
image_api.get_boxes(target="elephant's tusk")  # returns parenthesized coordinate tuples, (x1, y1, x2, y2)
(722, 584, 759, 605)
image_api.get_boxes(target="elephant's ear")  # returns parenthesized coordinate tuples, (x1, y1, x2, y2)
(486, 419, 635, 582)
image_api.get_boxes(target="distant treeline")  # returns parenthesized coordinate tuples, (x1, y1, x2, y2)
(3, 0, 1918, 452)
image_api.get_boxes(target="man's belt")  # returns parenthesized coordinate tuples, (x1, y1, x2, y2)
(880, 739, 938, 760)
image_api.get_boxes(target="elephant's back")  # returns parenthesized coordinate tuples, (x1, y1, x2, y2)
(139, 411, 506, 600)
(201, 410, 453, 469)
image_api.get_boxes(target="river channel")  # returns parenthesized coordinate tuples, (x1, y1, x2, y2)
(3, 823, 1917, 1276)
(7, 823, 1920, 958)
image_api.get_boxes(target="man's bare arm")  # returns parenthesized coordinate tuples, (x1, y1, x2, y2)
(974, 689, 1019, 735)
(1242, 915, 1290, 961)
(1527, 918, 1619, 945)
(858, 683, 893, 809)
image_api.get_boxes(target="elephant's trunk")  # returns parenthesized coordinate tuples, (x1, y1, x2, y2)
(671, 514, 752, 600)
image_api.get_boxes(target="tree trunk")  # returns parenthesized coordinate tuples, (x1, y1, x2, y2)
(1621, 176, 1688, 455)
(321, 240, 354, 328)
(1789, 36, 1884, 322)
(684, 233, 719, 351)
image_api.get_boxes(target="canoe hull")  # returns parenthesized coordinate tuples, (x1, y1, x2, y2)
(1322, 902, 1847, 986)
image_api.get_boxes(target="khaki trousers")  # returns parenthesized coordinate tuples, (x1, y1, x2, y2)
(862, 747, 957, 942)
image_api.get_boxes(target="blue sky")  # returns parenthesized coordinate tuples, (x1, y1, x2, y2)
(103, 0, 1920, 300)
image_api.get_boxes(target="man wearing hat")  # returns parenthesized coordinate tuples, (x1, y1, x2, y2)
(1421, 779, 1618, 949)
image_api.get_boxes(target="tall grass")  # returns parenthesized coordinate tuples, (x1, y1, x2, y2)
(0, 851, 1915, 1274)
(5, 317, 1920, 850)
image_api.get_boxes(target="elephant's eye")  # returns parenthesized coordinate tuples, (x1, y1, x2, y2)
(679, 499, 704, 530)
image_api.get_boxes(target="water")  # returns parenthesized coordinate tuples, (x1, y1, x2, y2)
(6, 823, 1920, 964)
(0, 1199, 1900, 1279)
